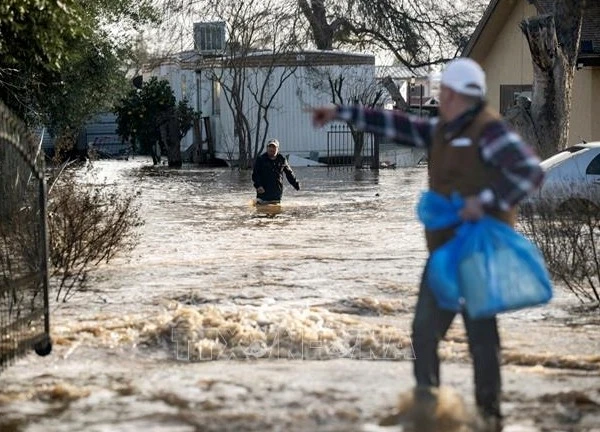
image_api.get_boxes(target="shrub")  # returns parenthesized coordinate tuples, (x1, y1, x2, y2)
(519, 201, 600, 303)
(47, 163, 143, 302)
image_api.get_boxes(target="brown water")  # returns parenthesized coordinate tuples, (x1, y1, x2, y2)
(0, 159, 599, 432)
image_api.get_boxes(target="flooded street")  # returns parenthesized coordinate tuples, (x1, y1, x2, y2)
(1, 159, 599, 431)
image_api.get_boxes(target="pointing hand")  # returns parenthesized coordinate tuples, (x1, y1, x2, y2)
(308, 105, 337, 128)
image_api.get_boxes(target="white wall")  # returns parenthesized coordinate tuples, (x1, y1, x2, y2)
(148, 58, 380, 163)
(196, 62, 377, 162)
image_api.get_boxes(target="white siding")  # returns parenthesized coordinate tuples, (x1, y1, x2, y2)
(203, 63, 376, 162)
(148, 55, 379, 163)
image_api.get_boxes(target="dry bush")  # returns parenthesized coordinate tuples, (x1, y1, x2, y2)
(47, 163, 143, 302)
(519, 201, 600, 303)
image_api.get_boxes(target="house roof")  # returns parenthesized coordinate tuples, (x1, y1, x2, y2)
(461, 0, 515, 61)
(580, 2, 600, 64)
(144, 50, 376, 71)
(196, 51, 375, 69)
(463, 0, 600, 64)
(376, 65, 430, 80)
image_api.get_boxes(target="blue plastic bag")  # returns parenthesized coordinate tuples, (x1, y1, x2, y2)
(417, 191, 464, 230)
(417, 191, 466, 311)
(417, 191, 553, 318)
(454, 217, 553, 318)
(425, 222, 470, 312)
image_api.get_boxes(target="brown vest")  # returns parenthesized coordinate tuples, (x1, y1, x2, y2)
(425, 106, 517, 252)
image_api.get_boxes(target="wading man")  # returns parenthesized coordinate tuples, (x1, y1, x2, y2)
(309, 58, 544, 431)
(252, 139, 300, 204)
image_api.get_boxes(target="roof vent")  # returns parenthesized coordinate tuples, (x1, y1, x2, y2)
(193, 21, 226, 56)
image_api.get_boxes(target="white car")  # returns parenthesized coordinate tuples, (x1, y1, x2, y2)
(526, 142, 600, 212)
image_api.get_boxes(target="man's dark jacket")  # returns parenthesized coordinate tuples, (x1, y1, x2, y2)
(252, 153, 299, 202)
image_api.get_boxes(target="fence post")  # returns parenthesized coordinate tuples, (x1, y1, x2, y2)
(371, 134, 380, 169)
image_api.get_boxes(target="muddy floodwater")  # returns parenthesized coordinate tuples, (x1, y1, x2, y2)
(1, 158, 599, 432)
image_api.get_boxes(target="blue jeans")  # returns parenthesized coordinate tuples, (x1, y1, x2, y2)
(411, 261, 502, 418)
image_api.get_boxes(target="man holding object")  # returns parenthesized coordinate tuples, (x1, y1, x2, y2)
(310, 58, 544, 431)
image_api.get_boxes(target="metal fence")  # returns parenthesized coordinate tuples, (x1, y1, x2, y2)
(87, 137, 131, 159)
(0, 101, 52, 373)
(326, 124, 378, 168)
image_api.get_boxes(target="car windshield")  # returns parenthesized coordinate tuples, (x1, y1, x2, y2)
(540, 146, 588, 170)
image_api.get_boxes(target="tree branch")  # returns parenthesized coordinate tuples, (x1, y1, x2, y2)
(521, 15, 556, 73)
(554, 0, 585, 65)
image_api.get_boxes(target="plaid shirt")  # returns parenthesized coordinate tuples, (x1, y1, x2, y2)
(336, 105, 544, 210)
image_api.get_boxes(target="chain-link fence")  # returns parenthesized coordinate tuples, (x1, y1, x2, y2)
(0, 101, 52, 372)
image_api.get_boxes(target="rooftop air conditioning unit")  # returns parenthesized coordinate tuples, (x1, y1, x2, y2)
(194, 21, 226, 56)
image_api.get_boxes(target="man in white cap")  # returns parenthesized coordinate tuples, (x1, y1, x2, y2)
(252, 138, 300, 204)
(310, 58, 544, 431)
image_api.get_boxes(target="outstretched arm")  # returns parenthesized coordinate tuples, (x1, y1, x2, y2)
(311, 105, 435, 148)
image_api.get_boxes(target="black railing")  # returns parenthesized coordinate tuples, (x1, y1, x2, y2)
(0, 101, 52, 373)
(326, 124, 378, 168)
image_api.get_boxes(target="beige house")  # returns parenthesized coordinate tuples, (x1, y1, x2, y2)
(463, 0, 600, 146)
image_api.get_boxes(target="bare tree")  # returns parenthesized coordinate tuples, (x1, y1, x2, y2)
(152, 0, 486, 67)
(201, 0, 300, 169)
(297, 0, 487, 67)
(519, 202, 599, 304)
(47, 165, 142, 302)
(505, 0, 588, 158)
(299, 65, 385, 167)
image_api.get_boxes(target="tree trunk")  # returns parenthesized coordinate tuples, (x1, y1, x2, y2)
(192, 117, 203, 164)
(234, 110, 250, 169)
(160, 114, 182, 168)
(151, 141, 161, 165)
(298, 0, 346, 50)
(506, 1, 585, 159)
(504, 97, 540, 155)
(167, 117, 182, 168)
(381, 76, 409, 110)
(352, 130, 365, 168)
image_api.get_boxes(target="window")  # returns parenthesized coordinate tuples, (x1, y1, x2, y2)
(193, 22, 226, 54)
(211, 79, 221, 116)
(499, 84, 532, 115)
(181, 74, 187, 101)
(581, 40, 594, 54)
(585, 153, 600, 175)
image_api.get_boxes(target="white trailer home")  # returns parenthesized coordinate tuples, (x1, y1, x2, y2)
(145, 50, 378, 166)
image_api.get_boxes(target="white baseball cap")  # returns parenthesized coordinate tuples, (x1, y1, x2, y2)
(267, 139, 279, 148)
(441, 58, 487, 98)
